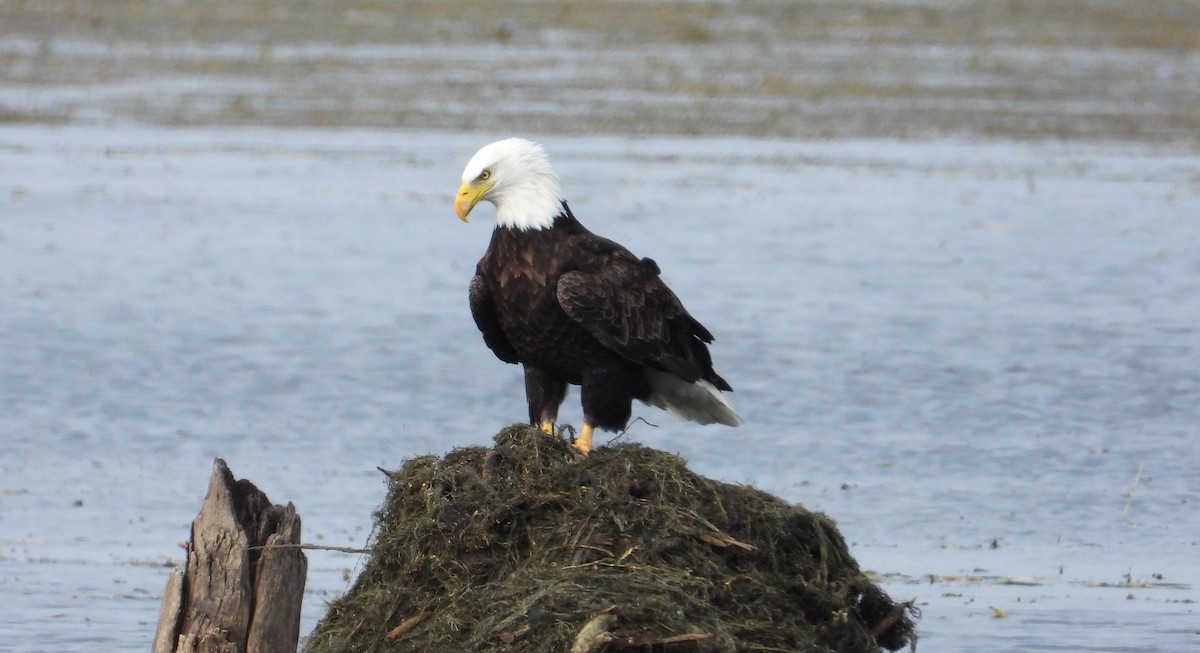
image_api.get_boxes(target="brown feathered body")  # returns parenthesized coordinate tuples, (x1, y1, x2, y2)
(469, 202, 732, 433)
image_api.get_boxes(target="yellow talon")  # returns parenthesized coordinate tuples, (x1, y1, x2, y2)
(572, 423, 595, 455)
(540, 421, 555, 436)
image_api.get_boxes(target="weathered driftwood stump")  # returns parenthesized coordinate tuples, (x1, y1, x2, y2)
(154, 458, 307, 653)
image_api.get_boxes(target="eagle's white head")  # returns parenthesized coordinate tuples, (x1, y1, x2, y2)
(455, 138, 564, 231)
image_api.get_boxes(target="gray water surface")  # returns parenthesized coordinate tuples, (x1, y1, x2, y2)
(1, 126, 1198, 651)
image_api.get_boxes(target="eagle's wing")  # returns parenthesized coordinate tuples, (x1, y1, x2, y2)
(469, 274, 521, 364)
(557, 249, 730, 390)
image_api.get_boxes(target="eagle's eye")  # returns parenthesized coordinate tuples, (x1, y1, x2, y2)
(479, 170, 492, 181)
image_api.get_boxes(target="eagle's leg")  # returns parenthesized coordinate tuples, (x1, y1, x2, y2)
(574, 363, 641, 455)
(524, 366, 567, 439)
(572, 421, 595, 455)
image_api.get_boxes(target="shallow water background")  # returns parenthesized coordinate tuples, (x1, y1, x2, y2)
(2, 1, 1199, 651)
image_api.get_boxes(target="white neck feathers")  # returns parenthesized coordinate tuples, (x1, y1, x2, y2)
(495, 170, 562, 231)
(462, 138, 565, 231)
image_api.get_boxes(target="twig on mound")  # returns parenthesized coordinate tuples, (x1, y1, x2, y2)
(608, 416, 660, 446)
(682, 507, 758, 551)
(616, 544, 637, 563)
(385, 611, 430, 640)
(482, 449, 501, 479)
(694, 532, 757, 552)
(250, 543, 372, 554)
(679, 507, 722, 532)
(550, 543, 617, 564)
(653, 633, 714, 646)
(571, 607, 617, 653)
(611, 632, 714, 648)
(623, 416, 659, 433)
(871, 599, 917, 637)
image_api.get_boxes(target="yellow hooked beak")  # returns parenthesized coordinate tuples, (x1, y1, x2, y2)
(455, 180, 494, 222)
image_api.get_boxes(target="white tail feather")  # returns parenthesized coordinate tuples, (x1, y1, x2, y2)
(643, 370, 743, 427)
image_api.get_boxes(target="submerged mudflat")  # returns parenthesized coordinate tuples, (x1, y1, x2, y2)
(2, 0, 1199, 143)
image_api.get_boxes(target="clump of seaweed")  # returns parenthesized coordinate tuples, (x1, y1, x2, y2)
(307, 425, 916, 652)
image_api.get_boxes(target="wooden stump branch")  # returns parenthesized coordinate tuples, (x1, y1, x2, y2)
(154, 458, 307, 653)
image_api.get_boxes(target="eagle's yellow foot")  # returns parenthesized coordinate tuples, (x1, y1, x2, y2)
(571, 423, 595, 455)
(540, 421, 556, 437)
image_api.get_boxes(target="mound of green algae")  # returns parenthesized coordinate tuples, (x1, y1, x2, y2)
(307, 425, 916, 653)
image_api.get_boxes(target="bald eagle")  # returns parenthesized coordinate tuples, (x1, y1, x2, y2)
(455, 138, 741, 454)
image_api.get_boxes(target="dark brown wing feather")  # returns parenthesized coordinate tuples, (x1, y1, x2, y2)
(556, 249, 731, 390)
(469, 274, 521, 364)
